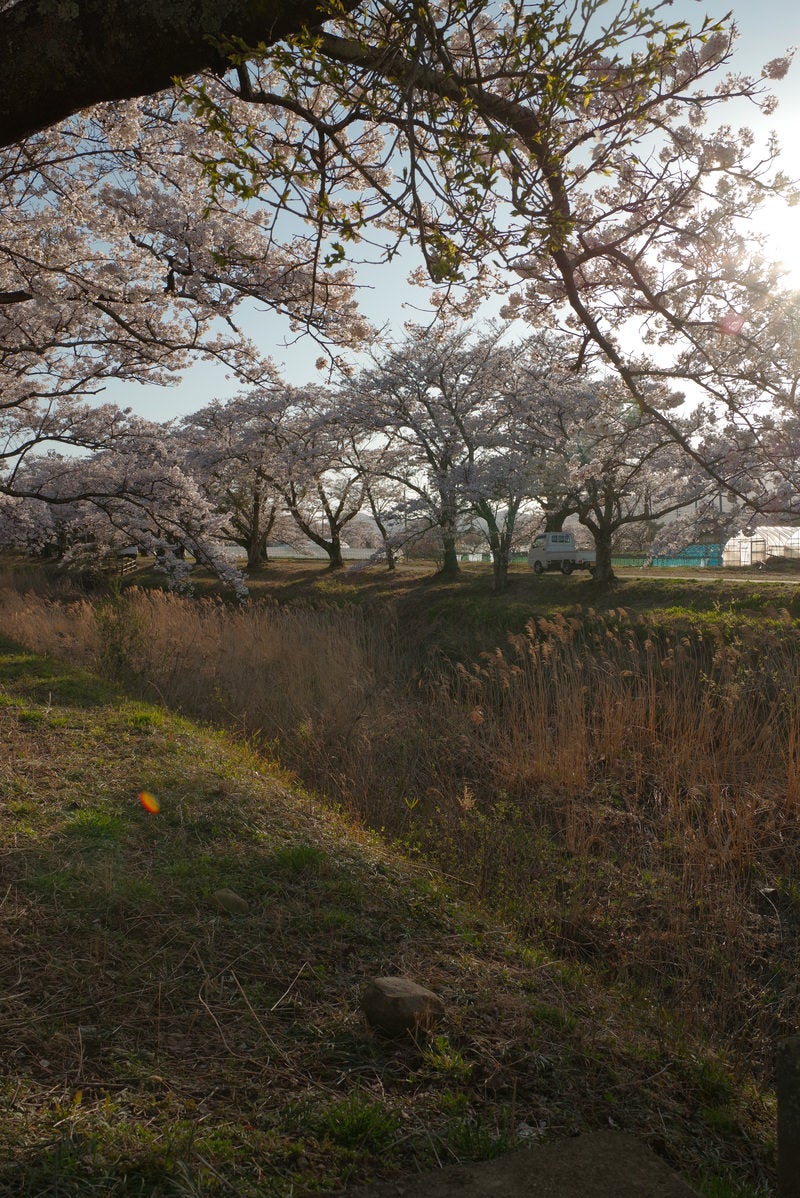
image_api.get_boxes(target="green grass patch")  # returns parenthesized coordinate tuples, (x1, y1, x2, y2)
(698, 1169, 772, 1198)
(269, 842, 331, 874)
(315, 1093, 401, 1150)
(0, 638, 115, 707)
(421, 1034, 474, 1080)
(66, 808, 128, 842)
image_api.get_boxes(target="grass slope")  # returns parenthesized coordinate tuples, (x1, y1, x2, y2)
(0, 633, 774, 1197)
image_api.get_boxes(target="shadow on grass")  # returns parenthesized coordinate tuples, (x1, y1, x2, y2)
(0, 636, 116, 708)
(0, 636, 519, 1195)
(0, 632, 778, 1197)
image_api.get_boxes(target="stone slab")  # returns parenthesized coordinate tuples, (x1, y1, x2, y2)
(320, 1131, 701, 1198)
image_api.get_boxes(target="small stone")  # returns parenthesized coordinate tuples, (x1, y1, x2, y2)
(211, 888, 249, 915)
(360, 976, 445, 1037)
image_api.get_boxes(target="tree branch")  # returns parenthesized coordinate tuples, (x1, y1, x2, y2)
(0, 0, 353, 146)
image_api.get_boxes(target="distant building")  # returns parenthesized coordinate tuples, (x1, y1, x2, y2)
(722, 526, 800, 567)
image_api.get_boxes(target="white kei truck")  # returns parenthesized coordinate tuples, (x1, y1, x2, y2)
(527, 531, 597, 576)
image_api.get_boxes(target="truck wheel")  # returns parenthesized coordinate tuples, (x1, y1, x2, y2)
(561, 560, 574, 575)
(533, 561, 544, 575)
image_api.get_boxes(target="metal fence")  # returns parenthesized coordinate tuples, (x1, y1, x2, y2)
(651, 544, 722, 568)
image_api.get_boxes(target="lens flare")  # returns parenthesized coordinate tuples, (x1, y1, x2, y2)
(138, 790, 160, 814)
(719, 311, 746, 335)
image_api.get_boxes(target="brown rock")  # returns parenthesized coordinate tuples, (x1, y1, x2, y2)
(360, 976, 445, 1037)
(211, 888, 249, 915)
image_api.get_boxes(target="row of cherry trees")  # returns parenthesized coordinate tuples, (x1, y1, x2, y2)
(179, 323, 750, 587)
(1, 319, 744, 589)
(0, 0, 798, 590)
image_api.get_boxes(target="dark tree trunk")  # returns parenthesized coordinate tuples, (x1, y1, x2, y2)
(491, 551, 509, 592)
(591, 528, 617, 584)
(470, 496, 520, 594)
(326, 536, 344, 569)
(484, 520, 510, 592)
(368, 507, 396, 570)
(0, 0, 354, 146)
(245, 541, 269, 570)
(243, 493, 276, 569)
(544, 507, 574, 533)
(440, 532, 460, 575)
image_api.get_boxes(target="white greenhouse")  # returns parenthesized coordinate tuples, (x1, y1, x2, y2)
(722, 526, 800, 567)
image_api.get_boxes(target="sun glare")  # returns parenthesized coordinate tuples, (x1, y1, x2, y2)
(752, 197, 800, 288)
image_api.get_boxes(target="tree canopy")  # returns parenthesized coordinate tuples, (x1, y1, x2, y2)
(0, 0, 797, 584)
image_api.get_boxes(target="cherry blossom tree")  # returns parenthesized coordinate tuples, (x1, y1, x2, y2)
(515, 372, 720, 583)
(467, 334, 597, 588)
(0, 85, 371, 564)
(2, 0, 797, 540)
(338, 434, 410, 570)
(350, 323, 518, 576)
(2, 426, 248, 594)
(354, 323, 651, 587)
(677, 287, 800, 522)
(462, 484, 537, 591)
(184, 0, 795, 507)
(0, 482, 142, 582)
(0, 490, 60, 559)
(198, 385, 368, 568)
(177, 394, 296, 569)
(0, 95, 370, 421)
(457, 403, 547, 590)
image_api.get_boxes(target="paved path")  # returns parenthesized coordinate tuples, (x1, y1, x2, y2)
(616, 567, 800, 586)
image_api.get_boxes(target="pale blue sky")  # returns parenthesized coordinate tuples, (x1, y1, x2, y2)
(111, 0, 800, 422)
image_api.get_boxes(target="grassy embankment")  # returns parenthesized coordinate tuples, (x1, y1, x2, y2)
(2, 555, 799, 1195)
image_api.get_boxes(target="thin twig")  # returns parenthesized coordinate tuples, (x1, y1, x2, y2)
(229, 969, 289, 1061)
(269, 961, 310, 1011)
